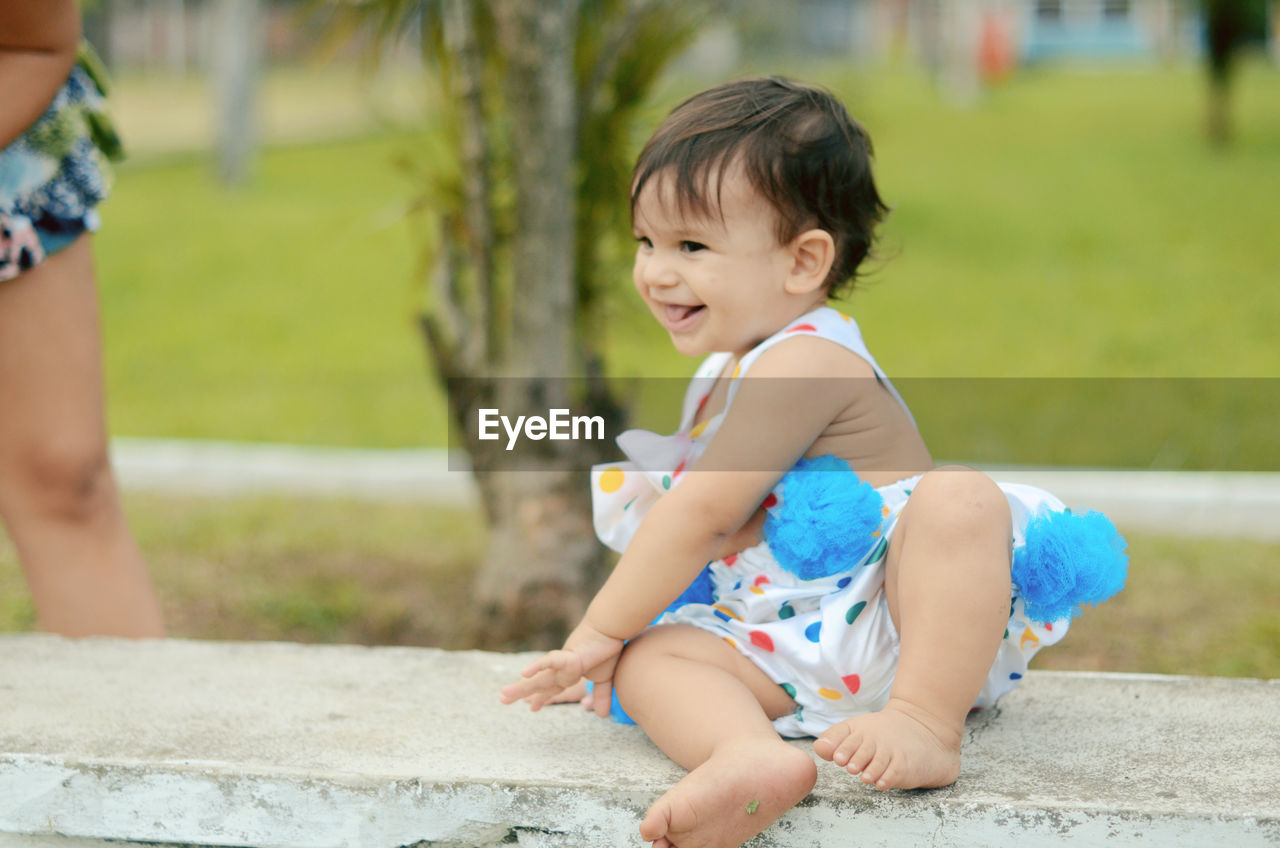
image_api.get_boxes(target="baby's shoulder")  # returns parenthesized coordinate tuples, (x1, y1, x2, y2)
(729, 335, 884, 432)
(745, 332, 878, 381)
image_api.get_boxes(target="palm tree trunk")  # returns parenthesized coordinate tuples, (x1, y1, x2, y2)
(467, 0, 602, 649)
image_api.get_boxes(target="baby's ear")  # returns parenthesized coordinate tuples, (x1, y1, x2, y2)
(784, 229, 835, 295)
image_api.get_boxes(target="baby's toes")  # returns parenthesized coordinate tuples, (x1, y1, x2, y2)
(814, 723, 851, 762)
(638, 797, 674, 843)
(861, 746, 894, 788)
(845, 735, 878, 776)
(832, 727, 866, 768)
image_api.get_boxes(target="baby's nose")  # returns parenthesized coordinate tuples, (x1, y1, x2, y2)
(640, 255, 679, 287)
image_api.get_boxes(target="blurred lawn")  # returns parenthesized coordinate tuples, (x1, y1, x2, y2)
(0, 496, 484, 647)
(110, 65, 425, 158)
(96, 59, 1280, 454)
(841, 62, 1280, 379)
(99, 133, 441, 446)
(0, 496, 1275, 679)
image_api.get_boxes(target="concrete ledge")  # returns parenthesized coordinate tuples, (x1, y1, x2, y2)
(1, 636, 1276, 847)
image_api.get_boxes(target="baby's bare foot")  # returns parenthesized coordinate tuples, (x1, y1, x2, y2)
(813, 698, 961, 791)
(639, 737, 816, 848)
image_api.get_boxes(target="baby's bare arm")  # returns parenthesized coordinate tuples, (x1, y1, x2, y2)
(0, 0, 82, 148)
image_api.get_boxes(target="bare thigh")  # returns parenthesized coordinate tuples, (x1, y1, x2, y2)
(621, 624, 799, 721)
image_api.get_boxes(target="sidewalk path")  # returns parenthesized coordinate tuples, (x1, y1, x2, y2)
(110, 438, 1280, 541)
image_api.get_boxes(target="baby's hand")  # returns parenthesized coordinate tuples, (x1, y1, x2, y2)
(499, 619, 624, 717)
(541, 678, 591, 708)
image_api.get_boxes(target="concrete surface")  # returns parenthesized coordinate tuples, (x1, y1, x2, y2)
(1, 636, 1276, 847)
(109, 438, 1280, 540)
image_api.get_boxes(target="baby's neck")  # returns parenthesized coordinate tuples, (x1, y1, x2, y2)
(730, 300, 829, 358)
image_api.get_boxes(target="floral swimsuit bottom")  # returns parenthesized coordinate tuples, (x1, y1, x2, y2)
(1, 46, 120, 282)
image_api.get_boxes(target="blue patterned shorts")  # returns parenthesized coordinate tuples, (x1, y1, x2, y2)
(0, 47, 121, 281)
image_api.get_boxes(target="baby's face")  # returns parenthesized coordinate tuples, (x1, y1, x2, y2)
(632, 168, 819, 359)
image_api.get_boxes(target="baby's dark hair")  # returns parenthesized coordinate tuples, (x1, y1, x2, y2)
(631, 77, 889, 296)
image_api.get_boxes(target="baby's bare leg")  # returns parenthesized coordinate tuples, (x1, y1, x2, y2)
(615, 624, 816, 848)
(815, 467, 1011, 790)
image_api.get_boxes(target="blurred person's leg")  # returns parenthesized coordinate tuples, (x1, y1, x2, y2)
(0, 234, 164, 637)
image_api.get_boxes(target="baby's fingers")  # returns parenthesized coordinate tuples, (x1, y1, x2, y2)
(498, 675, 542, 705)
(590, 679, 613, 719)
(499, 652, 585, 709)
(499, 669, 560, 707)
(520, 650, 586, 688)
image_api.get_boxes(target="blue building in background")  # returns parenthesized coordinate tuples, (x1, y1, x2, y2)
(1025, 1, 1149, 60)
(1020, 0, 1195, 62)
(727, 0, 1274, 66)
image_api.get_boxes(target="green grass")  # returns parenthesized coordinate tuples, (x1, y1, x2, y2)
(846, 64, 1280, 379)
(99, 133, 448, 446)
(0, 495, 483, 646)
(0, 495, 1275, 679)
(94, 59, 1280, 454)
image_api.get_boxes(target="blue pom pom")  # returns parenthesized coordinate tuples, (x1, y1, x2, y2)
(764, 455, 885, 580)
(1012, 509, 1128, 622)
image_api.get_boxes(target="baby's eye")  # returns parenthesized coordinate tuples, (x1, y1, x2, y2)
(680, 241, 707, 253)
(635, 236, 653, 249)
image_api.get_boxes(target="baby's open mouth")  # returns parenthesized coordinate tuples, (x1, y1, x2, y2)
(664, 304, 704, 323)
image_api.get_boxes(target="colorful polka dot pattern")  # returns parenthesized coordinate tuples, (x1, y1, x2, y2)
(705, 472, 910, 730)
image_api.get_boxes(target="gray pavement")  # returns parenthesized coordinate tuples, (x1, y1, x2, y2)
(1, 635, 1277, 847)
(110, 437, 1280, 540)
